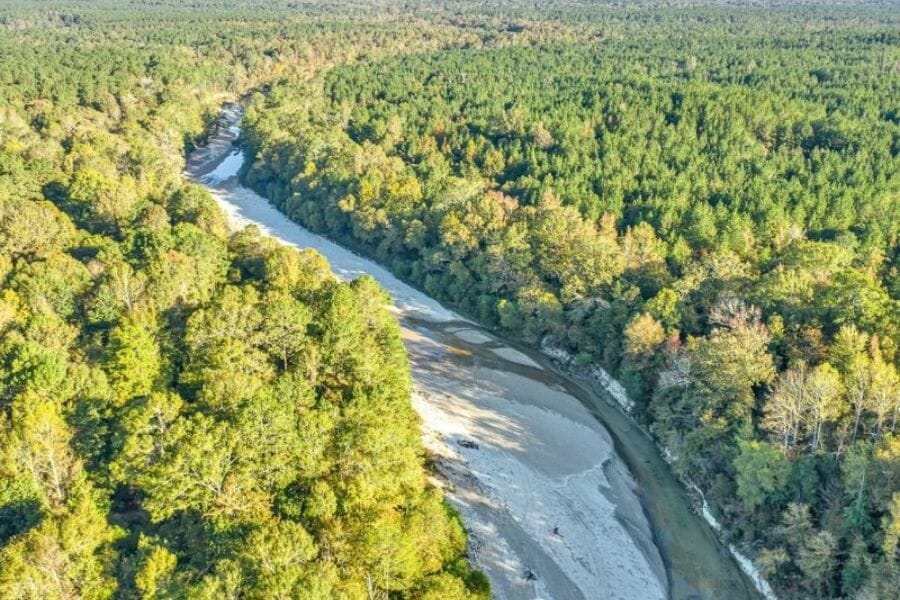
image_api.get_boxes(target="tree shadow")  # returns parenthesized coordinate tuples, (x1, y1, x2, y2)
(0, 497, 43, 548)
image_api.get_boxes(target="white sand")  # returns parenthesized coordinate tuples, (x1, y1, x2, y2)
(192, 126, 668, 600)
(490, 346, 544, 370)
(407, 348, 667, 600)
(449, 327, 495, 345)
(205, 181, 462, 323)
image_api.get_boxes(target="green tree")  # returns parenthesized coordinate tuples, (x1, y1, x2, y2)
(104, 320, 161, 403)
(734, 439, 790, 511)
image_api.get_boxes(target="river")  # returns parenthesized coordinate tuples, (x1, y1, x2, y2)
(185, 104, 760, 600)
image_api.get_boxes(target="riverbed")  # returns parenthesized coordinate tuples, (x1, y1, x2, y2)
(186, 105, 759, 600)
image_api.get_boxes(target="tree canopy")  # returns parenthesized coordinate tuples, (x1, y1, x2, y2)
(0, 3, 489, 598)
(1, 1, 898, 598)
(236, 2, 900, 597)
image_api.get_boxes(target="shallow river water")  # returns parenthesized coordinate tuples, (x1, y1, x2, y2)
(186, 105, 760, 600)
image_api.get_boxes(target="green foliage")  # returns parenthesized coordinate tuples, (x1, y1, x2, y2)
(237, 3, 900, 597)
(0, 5, 487, 598)
(734, 440, 790, 512)
(2, 1, 898, 597)
(104, 320, 160, 403)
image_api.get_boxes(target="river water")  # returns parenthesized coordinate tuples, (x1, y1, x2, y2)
(185, 105, 759, 600)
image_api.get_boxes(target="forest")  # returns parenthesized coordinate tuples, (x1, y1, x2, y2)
(0, 2, 491, 598)
(237, 3, 900, 599)
(0, 0, 898, 599)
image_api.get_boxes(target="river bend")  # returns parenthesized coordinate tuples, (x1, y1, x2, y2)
(186, 104, 758, 600)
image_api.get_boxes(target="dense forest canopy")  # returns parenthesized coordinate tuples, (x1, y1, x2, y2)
(0, 2, 496, 598)
(236, 2, 899, 598)
(0, 1, 898, 599)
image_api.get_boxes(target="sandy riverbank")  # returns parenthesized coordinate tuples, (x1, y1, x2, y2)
(406, 324, 667, 599)
(191, 174, 669, 599)
(188, 132, 668, 599)
(185, 106, 762, 600)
